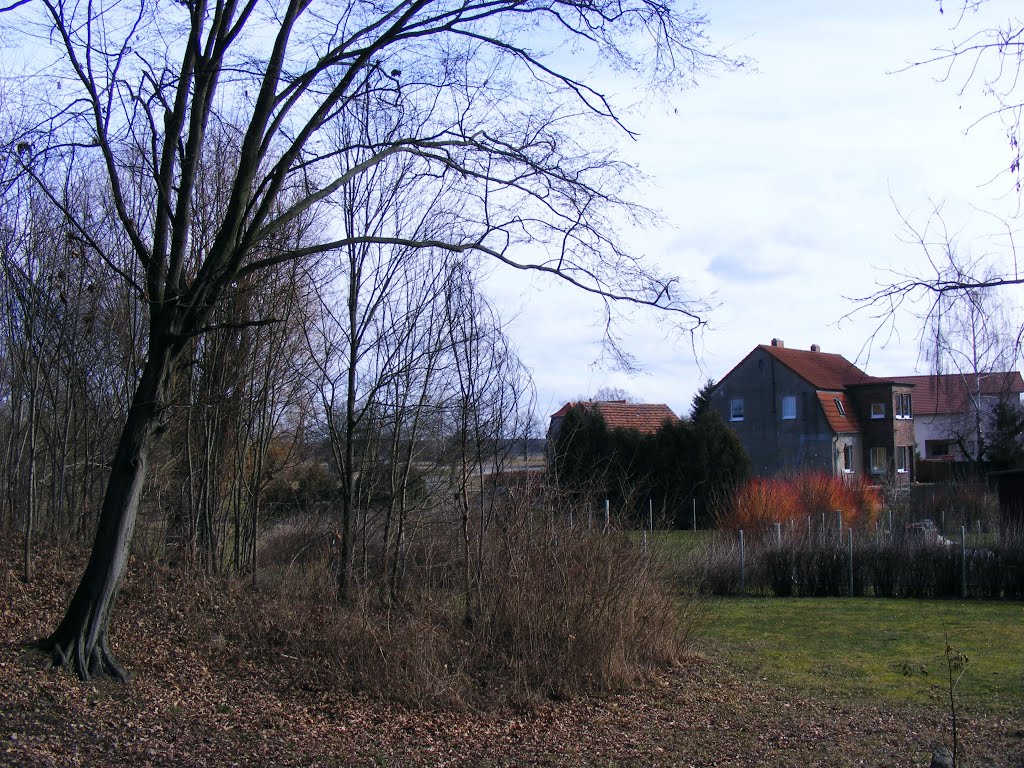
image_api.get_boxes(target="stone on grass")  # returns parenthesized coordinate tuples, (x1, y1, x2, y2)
(930, 746, 954, 768)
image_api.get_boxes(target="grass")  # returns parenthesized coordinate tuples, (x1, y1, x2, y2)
(646, 529, 716, 560)
(699, 597, 1024, 714)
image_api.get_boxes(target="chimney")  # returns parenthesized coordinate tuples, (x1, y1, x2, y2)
(771, 338, 785, 348)
(810, 344, 821, 352)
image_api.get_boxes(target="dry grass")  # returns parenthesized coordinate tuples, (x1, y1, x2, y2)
(227, 510, 687, 707)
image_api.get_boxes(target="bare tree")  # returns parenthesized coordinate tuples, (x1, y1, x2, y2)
(853, 202, 1023, 465)
(923, 259, 1019, 464)
(4, 0, 731, 680)
(916, 2, 1024, 196)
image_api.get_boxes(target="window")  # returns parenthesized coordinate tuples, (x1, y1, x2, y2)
(870, 402, 885, 419)
(730, 398, 744, 421)
(834, 398, 846, 417)
(781, 395, 796, 420)
(895, 393, 913, 419)
(842, 444, 854, 473)
(927, 441, 950, 458)
(896, 446, 911, 474)
(869, 446, 887, 474)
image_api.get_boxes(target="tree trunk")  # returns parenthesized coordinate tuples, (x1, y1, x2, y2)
(39, 345, 174, 681)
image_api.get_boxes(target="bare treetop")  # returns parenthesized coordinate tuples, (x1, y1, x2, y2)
(4, 0, 737, 342)
(912, 1, 1024, 197)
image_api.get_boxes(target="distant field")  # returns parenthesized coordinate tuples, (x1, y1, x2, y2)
(697, 597, 1024, 714)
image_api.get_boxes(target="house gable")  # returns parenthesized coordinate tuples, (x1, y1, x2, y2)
(712, 340, 916, 483)
(710, 343, 841, 475)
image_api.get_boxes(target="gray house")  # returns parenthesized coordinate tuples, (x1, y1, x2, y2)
(710, 340, 916, 483)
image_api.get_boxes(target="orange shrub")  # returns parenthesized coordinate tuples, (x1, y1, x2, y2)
(720, 472, 881, 532)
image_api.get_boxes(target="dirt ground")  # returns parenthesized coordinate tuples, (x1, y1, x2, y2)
(1, 545, 1021, 768)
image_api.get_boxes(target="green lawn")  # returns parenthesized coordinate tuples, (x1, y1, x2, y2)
(646, 529, 717, 559)
(697, 597, 1024, 713)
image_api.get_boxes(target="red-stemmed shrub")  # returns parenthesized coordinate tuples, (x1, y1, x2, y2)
(720, 471, 880, 532)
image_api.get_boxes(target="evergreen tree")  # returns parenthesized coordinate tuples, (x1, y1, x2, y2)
(987, 400, 1024, 470)
(690, 379, 716, 420)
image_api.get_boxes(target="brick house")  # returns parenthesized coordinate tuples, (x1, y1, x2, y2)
(709, 340, 916, 484)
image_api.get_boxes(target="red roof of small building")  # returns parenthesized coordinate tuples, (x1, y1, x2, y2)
(550, 400, 679, 435)
(893, 372, 1024, 416)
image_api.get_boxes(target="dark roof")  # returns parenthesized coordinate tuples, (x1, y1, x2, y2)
(816, 392, 862, 434)
(758, 344, 874, 390)
(894, 372, 1024, 416)
(550, 400, 679, 435)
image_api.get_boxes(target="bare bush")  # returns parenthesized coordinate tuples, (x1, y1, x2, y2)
(473, 518, 683, 699)
(239, 501, 686, 707)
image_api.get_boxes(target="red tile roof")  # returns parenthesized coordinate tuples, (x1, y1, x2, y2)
(816, 392, 862, 434)
(893, 372, 1024, 416)
(550, 401, 679, 435)
(759, 344, 873, 390)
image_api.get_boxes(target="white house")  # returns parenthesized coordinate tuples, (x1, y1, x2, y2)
(895, 372, 1024, 461)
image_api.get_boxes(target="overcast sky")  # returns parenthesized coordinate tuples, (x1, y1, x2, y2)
(486, 0, 1023, 425)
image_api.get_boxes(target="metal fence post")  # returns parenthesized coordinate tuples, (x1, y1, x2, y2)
(848, 527, 854, 597)
(961, 525, 967, 598)
(692, 498, 697, 532)
(739, 529, 745, 596)
(643, 499, 652, 557)
(604, 499, 610, 534)
(836, 510, 842, 543)
(774, 522, 782, 545)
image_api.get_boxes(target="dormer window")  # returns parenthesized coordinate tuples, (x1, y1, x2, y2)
(834, 398, 845, 417)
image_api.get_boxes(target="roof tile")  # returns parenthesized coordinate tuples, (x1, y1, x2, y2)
(759, 344, 872, 390)
(816, 392, 862, 434)
(893, 372, 1024, 416)
(551, 401, 679, 435)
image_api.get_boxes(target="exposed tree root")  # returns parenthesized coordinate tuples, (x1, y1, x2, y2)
(39, 632, 130, 682)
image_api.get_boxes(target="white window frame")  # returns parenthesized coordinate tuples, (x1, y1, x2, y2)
(896, 446, 910, 474)
(869, 446, 887, 474)
(895, 393, 913, 420)
(781, 395, 796, 420)
(842, 444, 854, 473)
(730, 398, 744, 422)
(870, 402, 886, 419)
(834, 398, 846, 417)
